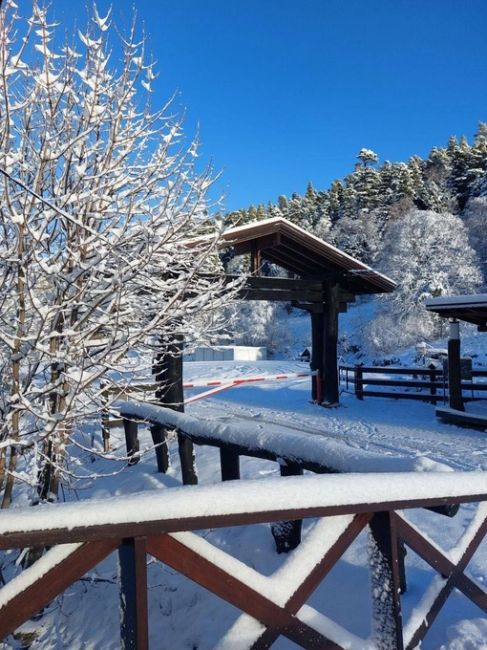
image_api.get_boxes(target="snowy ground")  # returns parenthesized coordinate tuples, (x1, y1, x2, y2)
(3, 359, 487, 649)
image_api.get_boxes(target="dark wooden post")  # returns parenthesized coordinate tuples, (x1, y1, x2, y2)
(429, 367, 437, 405)
(150, 426, 169, 473)
(368, 512, 404, 650)
(322, 283, 339, 406)
(119, 537, 149, 650)
(310, 308, 324, 403)
(250, 240, 261, 275)
(448, 320, 464, 411)
(271, 461, 303, 553)
(123, 419, 140, 466)
(153, 335, 197, 484)
(355, 364, 364, 400)
(220, 446, 240, 481)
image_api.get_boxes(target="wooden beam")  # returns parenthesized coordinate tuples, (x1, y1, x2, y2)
(0, 540, 119, 640)
(237, 288, 325, 302)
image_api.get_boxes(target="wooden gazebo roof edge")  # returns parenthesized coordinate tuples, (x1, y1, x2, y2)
(425, 293, 487, 330)
(192, 217, 396, 294)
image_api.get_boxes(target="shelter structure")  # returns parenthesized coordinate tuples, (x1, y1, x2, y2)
(426, 294, 487, 420)
(215, 217, 396, 405)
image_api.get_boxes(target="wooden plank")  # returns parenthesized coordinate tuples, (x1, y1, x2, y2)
(358, 378, 444, 389)
(3, 494, 486, 550)
(146, 533, 342, 649)
(0, 539, 119, 640)
(361, 391, 438, 402)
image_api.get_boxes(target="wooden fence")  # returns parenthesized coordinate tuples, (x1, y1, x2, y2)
(340, 365, 487, 403)
(0, 473, 485, 649)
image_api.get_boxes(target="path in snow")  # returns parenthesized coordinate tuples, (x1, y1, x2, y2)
(185, 366, 487, 472)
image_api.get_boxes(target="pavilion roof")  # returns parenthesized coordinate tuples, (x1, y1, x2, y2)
(425, 294, 487, 331)
(218, 217, 395, 295)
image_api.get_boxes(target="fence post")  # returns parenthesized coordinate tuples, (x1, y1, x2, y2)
(220, 445, 240, 481)
(124, 418, 140, 466)
(429, 368, 437, 405)
(271, 461, 303, 553)
(119, 537, 148, 650)
(355, 364, 364, 400)
(150, 425, 169, 473)
(100, 382, 110, 452)
(368, 512, 404, 650)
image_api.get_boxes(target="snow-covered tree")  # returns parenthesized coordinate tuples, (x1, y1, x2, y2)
(369, 209, 482, 351)
(463, 197, 487, 286)
(357, 148, 379, 167)
(0, 2, 237, 505)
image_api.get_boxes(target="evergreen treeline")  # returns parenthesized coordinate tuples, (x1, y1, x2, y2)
(225, 124, 487, 268)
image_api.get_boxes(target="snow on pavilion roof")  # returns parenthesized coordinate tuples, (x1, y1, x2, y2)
(425, 294, 487, 330)
(217, 217, 396, 295)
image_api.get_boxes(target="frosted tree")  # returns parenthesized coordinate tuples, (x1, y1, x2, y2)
(369, 209, 482, 351)
(463, 197, 487, 286)
(0, 2, 237, 505)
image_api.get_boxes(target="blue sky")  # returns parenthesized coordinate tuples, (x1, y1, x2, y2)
(38, 1, 487, 210)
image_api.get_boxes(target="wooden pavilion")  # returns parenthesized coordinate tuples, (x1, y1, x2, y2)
(215, 217, 396, 405)
(426, 294, 487, 422)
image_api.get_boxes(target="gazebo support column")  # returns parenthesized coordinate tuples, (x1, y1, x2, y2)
(322, 283, 340, 406)
(310, 308, 324, 403)
(448, 319, 464, 411)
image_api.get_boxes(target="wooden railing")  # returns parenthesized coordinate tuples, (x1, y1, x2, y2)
(340, 365, 487, 403)
(0, 473, 485, 649)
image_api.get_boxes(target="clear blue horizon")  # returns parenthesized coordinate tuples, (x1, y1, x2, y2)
(24, 1, 487, 211)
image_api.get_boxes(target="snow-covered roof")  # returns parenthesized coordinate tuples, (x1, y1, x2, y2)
(222, 217, 396, 294)
(199, 218, 396, 295)
(425, 294, 487, 330)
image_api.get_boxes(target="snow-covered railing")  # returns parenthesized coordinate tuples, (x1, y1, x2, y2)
(117, 401, 462, 553)
(0, 472, 485, 649)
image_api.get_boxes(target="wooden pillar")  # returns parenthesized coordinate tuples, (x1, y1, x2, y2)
(220, 446, 240, 481)
(119, 537, 149, 650)
(310, 308, 324, 402)
(271, 461, 303, 552)
(368, 512, 404, 650)
(322, 283, 339, 406)
(153, 335, 197, 484)
(123, 419, 140, 466)
(250, 241, 261, 275)
(448, 320, 464, 411)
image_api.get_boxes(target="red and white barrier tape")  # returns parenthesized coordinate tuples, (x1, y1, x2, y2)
(183, 370, 317, 389)
(184, 370, 318, 404)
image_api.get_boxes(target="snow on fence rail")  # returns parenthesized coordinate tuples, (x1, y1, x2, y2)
(340, 364, 487, 403)
(0, 472, 485, 649)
